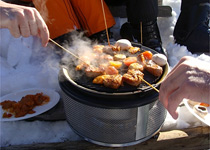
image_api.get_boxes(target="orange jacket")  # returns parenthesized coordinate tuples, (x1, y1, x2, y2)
(32, 0, 115, 39)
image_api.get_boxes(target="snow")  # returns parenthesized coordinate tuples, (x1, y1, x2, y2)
(0, 0, 209, 147)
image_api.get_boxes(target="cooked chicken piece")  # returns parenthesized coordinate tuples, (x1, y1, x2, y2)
(113, 54, 126, 61)
(137, 53, 146, 66)
(123, 69, 144, 86)
(99, 54, 113, 61)
(103, 74, 123, 89)
(115, 39, 132, 50)
(93, 45, 104, 53)
(93, 75, 110, 84)
(128, 63, 144, 72)
(129, 47, 140, 54)
(75, 62, 90, 71)
(85, 65, 104, 78)
(145, 60, 163, 77)
(103, 45, 120, 55)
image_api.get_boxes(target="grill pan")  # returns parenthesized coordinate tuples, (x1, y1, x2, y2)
(60, 43, 169, 97)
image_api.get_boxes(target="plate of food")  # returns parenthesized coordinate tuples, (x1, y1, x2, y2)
(0, 88, 60, 121)
(183, 99, 210, 126)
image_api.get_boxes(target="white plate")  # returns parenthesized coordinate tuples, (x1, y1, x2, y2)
(183, 99, 210, 126)
(0, 88, 60, 122)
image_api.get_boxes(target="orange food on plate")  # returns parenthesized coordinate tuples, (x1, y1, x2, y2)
(123, 57, 137, 66)
(142, 51, 153, 60)
(200, 103, 209, 107)
(0, 93, 50, 118)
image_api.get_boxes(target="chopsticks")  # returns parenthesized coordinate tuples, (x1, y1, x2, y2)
(49, 38, 88, 64)
(101, 0, 110, 46)
(139, 77, 159, 93)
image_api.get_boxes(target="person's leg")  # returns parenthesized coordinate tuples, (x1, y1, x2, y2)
(32, 0, 81, 40)
(70, 0, 115, 38)
(174, 0, 209, 53)
(120, 0, 166, 55)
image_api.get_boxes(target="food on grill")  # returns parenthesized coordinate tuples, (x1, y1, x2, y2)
(0, 93, 50, 118)
(75, 40, 166, 89)
(123, 57, 138, 66)
(128, 63, 144, 72)
(142, 51, 153, 60)
(145, 60, 163, 77)
(128, 47, 140, 54)
(109, 61, 122, 69)
(123, 69, 144, 86)
(105, 66, 119, 75)
(113, 54, 126, 61)
(85, 65, 104, 78)
(103, 74, 123, 89)
(152, 53, 167, 66)
(115, 39, 132, 50)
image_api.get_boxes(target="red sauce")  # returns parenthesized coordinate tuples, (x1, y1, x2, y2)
(0, 93, 50, 118)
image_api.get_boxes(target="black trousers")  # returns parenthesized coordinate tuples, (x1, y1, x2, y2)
(105, 0, 209, 23)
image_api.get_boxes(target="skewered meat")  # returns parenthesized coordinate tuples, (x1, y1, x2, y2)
(93, 75, 110, 84)
(103, 45, 120, 55)
(145, 60, 163, 77)
(99, 54, 114, 61)
(129, 47, 140, 54)
(93, 45, 104, 53)
(128, 63, 144, 72)
(93, 74, 123, 89)
(123, 69, 144, 86)
(85, 65, 104, 78)
(103, 74, 123, 89)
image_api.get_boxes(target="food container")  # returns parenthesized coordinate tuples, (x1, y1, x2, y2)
(58, 44, 169, 147)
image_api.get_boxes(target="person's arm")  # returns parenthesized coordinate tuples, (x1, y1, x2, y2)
(0, 1, 49, 47)
(159, 56, 210, 119)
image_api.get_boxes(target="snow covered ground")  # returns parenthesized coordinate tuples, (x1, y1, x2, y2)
(0, 0, 209, 147)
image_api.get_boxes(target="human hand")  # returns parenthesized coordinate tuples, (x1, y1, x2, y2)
(159, 56, 210, 119)
(0, 1, 49, 47)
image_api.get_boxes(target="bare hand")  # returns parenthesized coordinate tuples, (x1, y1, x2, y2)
(0, 1, 49, 47)
(159, 56, 210, 119)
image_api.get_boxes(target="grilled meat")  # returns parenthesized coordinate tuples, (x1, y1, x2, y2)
(123, 69, 144, 86)
(103, 74, 123, 89)
(128, 63, 144, 72)
(129, 46, 140, 54)
(85, 65, 104, 78)
(145, 60, 163, 77)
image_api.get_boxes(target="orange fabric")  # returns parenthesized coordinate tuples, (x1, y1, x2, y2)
(32, 0, 115, 39)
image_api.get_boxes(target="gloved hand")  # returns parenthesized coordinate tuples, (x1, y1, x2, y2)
(0, 1, 49, 47)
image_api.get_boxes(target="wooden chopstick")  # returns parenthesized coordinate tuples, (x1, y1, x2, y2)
(101, 0, 110, 46)
(49, 38, 87, 64)
(140, 76, 159, 93)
